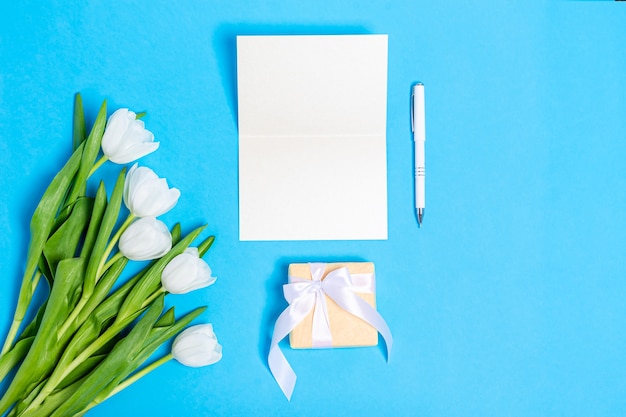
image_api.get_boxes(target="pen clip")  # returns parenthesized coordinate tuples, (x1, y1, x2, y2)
(410, 91, 415, 133)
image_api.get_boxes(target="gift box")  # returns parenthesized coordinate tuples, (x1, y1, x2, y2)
(268, 261, 393, 400)
(288, 262, 378, 348)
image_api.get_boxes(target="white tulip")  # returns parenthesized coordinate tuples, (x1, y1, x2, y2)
(119, 217, 172, 261)
(161, 248, 216, 294)
(123, 164, 180, 218)
(172, 324, 222, 367)
(101, 109, 159, 164)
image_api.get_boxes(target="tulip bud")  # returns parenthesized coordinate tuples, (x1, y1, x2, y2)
(119, 217, 172, 261)
(172, 324, 222, 367)
(123, 164, 180, 218)
(101, 109, 159, 164)
(161, 248, 216, 294)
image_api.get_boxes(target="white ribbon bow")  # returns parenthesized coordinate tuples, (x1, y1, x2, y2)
(268, 263, 393, 400)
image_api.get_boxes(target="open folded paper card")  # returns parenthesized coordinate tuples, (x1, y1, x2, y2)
(236, 34, 389, 241)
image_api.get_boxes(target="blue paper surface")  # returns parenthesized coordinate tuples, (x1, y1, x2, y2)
(0, 1, 625, 416)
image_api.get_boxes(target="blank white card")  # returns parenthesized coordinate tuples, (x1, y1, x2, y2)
(237, 35, 388, 241)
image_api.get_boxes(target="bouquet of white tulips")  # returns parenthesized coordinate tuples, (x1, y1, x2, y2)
(0, 94, 222, 417)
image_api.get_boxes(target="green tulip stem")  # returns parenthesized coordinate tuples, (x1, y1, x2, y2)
(81, 353, 174, 414)
(57, 213, 133, 340)
(0, 270, 41, 355)
(96, 214, 135, 280)
(102, 252, 124, 273)
(88, 155, 108, 178)
(113, 353, 174, 395)
(30, 271, 42, 295)
(58, 210, 132, 343)
(30, 312, 138, 409)
(1, 319, 22, 357)
(143, 287, 167, 309)
(57, 289, 91, 339)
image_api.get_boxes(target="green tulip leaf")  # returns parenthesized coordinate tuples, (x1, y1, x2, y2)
(171, 222, 182, 245)
(80, 181, 107, 260)
(19, 144, 83, 321)
(12, 378, 46, 416)
(154, 307, 176, 328)
(19, 375, 85, 417)
(66, 100, 107, 204)
(198, 235, 215, 258)
(83, 168, 126, 297)
(42, 197, 93, 283)
(0, 258, 86, 415)
(87, 306, 206, 411)
(56, 354, 107, 391)
(53, 258, 128, 374)
(141, 306, 207, 356)
(0, 336, 34, 383)
(16, 300, 47, 342)
(72, 93, 86, 151)
(74, 257, 127, 330)
(49, 295, 164, 417)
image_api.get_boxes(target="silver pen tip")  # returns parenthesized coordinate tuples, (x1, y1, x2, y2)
(417, 208, 424, 226)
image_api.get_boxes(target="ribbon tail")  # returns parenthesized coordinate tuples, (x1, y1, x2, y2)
(268, 343, 296, 401)
(325, 288, 394, 360)
(268, 298, 314, 400)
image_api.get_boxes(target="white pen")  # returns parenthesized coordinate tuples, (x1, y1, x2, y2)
(411, 83, 426, 226)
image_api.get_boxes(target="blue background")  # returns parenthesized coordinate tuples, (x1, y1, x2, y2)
(1, 1, 626, 416)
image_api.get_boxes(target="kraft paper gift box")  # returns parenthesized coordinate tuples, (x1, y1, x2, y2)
(288, 262, 378, 348)
(269, 260, 392, 400)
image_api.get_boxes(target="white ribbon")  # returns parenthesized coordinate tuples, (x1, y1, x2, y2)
(268, 263, 393, 400)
